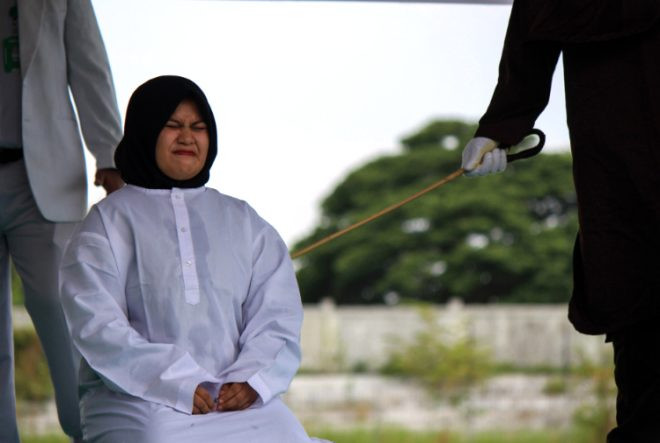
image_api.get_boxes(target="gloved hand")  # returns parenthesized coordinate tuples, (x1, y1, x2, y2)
(461, 137, 506, 177)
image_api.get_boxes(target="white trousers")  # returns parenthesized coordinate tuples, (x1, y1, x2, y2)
(80, 386, 329, 443)
(0, 160, 81, 441)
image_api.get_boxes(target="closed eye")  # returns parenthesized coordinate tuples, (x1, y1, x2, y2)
(192, 121, 207, 130)
(164, 119, 207, 130)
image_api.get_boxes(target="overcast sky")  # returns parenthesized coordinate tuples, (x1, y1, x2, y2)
(89, 0, 569, 247)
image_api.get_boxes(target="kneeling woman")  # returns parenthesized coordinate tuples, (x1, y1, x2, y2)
(60, 76, 326, 442)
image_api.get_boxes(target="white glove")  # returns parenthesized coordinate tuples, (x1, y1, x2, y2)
(461, 137, 507, 177)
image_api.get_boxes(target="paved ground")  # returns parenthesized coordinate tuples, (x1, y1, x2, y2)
(18, 373, 612, 436)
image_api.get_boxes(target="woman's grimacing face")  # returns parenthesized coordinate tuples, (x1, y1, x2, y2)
(155, 99, 209, 181)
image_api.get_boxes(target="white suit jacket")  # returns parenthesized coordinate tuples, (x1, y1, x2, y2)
(18, 0, 122, 222)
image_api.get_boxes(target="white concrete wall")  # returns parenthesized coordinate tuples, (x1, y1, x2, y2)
(13, 300, 612, 372)
(300, 299, 612, 371)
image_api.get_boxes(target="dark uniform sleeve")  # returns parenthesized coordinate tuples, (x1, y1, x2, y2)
(475, 2, 561, 146)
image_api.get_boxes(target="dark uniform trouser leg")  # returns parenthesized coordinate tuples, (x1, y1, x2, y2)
(0, 160, 82, 440)
(607, 323, 660, 442)
(0, 237, 20, 443)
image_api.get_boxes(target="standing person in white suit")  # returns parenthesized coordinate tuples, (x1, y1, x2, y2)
(60, 75, 330, 443)
(0, 1, 123, 441)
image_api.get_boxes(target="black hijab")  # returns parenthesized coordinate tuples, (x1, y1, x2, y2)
(114, 75, 218, 189)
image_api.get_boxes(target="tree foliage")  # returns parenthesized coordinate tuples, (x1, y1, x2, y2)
(382, 307, 493, 399)
(293, 120, 577, 305)
(12, 264, 24, 305)
(14, 328, 53, 401)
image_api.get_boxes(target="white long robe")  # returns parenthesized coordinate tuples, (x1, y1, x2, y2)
(60, 185, 321, 443)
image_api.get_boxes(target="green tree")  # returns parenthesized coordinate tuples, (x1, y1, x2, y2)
(293, 120, 577, 304)
(14, 328, 53, 401)
(382, 307, 493, 400)
(12, 263, 24, 305)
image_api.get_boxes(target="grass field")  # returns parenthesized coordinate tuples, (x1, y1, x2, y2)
(21, 427, 600, 443)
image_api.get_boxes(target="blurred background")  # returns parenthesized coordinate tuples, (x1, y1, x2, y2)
(14, 1, 615, 442)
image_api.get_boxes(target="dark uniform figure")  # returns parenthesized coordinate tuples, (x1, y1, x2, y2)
(461, 1, 660, 440)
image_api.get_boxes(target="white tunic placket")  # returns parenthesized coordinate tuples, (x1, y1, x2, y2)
(170, 188, 200, 305)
